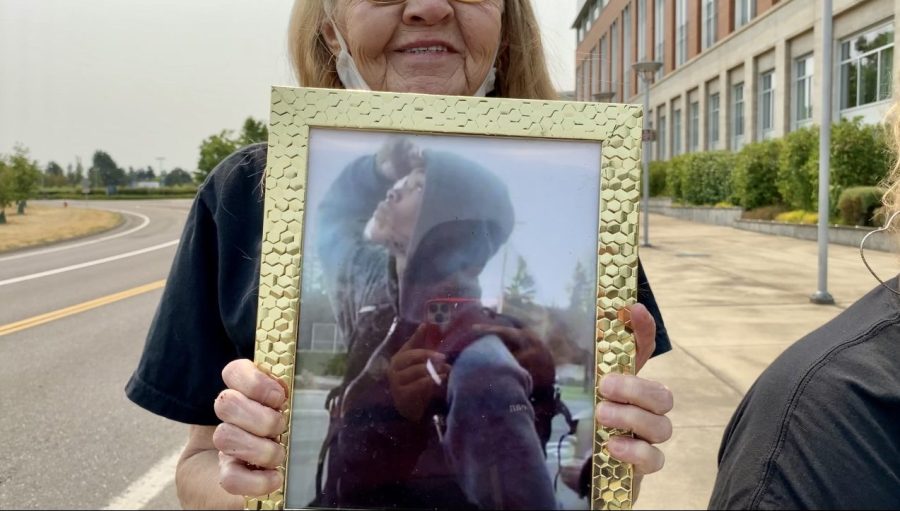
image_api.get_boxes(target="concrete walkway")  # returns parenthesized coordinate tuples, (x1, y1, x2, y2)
(634, 214, 897, 510)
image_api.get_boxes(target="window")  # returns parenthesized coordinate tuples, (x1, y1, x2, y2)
(637, 0, 647, 61)
(732, 83, 745, 149)
(689, 101, 700, 152)
(759, 70, 775, 139)
(673, 109, 682, 156)
(675, 0, 687, 66)
(654, 0, 665, 80)
(703, 0, 717, 49)
(734, 0, 755, 28)
(593, 0, 601, 21)
(591, 46, 600, 98)
(657, 112, 667, 160)
(793, 54, 814, 127)
(840, 23, 895, 110)
(624, 6, 632, 99)
(611, 21, 619, 100)
(707, 92, 720, 148)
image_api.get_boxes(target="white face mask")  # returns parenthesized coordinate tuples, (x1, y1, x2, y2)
(329, 21, 498, 97)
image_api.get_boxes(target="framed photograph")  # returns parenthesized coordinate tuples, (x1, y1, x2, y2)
(249, 87, 643, 511)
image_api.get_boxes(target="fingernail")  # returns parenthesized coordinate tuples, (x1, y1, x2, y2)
(599, 374, 618, 398)
(596, 401, 612, 423)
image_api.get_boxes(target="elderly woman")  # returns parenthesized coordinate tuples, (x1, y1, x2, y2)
(125, 1, 674, 509)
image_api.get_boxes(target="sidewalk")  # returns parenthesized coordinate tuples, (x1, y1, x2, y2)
(634, 214, 897, 510)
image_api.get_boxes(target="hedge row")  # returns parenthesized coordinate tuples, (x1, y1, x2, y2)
(649, 117, 892, 226)
(38, 186, 198, 200)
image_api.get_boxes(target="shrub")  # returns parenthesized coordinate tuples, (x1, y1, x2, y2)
(649, 160, 668, 197)
(775, 210, 818, 224)
(777, 125, 819, 210)
(665, 154, 688, 200)
(837, 186, 883, 226)
(733, 139, 783, 209)
(831, 118, 892, 193)
(679, 151, 736, 205)
(742, 204, 790, 220)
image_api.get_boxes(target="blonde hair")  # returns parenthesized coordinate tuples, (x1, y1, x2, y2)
(287, 0, 559, 100)
(883, 88, 900, 223)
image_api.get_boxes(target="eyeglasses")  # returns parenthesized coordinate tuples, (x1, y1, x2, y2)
(367, 0, 486, 4)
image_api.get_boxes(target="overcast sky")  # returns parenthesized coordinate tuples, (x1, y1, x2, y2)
(0, 0, 577, 173)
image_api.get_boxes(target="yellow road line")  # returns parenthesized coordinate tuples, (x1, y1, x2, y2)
(0, 279, 166, 337)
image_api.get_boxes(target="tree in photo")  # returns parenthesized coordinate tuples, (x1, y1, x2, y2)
(504, 255, 537, 310)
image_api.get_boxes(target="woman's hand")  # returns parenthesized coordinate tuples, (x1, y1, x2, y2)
(212, 359, 288, 497)
(388, 324, 451, 422)
(596, 303, 673, 498)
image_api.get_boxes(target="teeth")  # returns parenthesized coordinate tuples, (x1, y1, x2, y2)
(405, 46, 448, 54)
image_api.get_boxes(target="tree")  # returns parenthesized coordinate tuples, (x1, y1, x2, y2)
(239, 117, 268, 146)
(504, 256, 537, 309)
(44, 161, 68, 187)
(92, 150, 126, 190)
(8, 145, 42, 214)
(163, 167, 193, 187)
(195, 130, 239, 183)
(68, 159, 85, 186)
(0, 159, 11, 224)
(194, 117, 268, 183)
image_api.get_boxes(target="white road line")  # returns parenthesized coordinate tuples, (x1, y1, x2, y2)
(0, 208, 151, 263)
(102, 448, 181, 510)
(0, 240, 179, 287)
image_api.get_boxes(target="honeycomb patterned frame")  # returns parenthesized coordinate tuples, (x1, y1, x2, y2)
(248, 86, 643, 511)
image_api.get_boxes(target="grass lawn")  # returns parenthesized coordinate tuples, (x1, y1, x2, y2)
(0, 205, 122, 253)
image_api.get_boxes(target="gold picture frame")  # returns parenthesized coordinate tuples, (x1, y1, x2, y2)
(249, 86, 643, 511)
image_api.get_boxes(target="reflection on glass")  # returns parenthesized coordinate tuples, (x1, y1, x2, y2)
(879, 46, 893, 101)
(285, 129, 603, 510)
(859, 54, 879, 106)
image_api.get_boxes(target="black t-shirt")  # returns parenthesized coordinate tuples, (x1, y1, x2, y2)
(125, 144, 672, 425)
(709, 279, 900, 509)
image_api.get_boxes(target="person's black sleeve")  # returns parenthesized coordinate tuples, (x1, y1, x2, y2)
(125, 145, 266, 425)
(637, 259, 671, 357)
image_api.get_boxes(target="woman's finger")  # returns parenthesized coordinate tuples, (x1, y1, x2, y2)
(221, 359, 286, 409)
(473, 324, 526, 352)
(391, 359, 450, 386)
(607, 436, 666, 476)
(212, 422, 285, 469)
(600, 373, 673, 416)
(218, 452, 283, 497)
(596, 401, 673, 445)
(214, 389, 287, 439)
(629, 303, 657, 373)
(391, 349, 445, 371)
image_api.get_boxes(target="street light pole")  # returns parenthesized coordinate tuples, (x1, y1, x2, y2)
(632, 61, 663, 247)
(811, 0, 835, 305)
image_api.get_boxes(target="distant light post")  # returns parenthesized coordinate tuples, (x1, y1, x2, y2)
(811, 0, 835, 305)
(633, 60, 663, 247)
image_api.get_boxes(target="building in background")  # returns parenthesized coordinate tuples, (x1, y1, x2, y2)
(573, 0, 898, 160)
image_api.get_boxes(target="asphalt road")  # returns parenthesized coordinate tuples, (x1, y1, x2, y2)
(0, 200, 190, 509)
